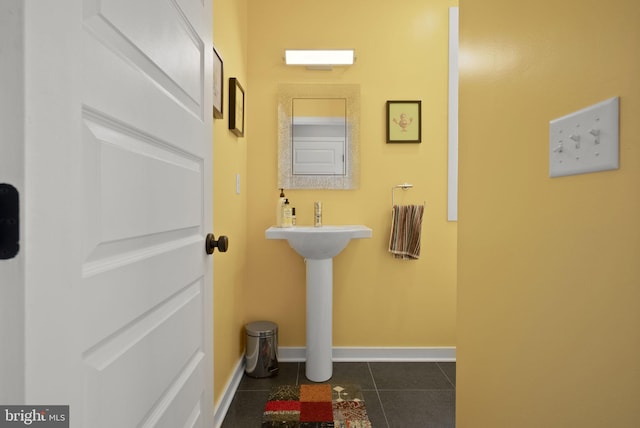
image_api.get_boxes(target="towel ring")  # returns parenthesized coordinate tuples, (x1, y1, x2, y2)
(391, 183, 413, 207)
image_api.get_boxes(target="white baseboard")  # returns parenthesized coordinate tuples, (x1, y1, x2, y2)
(213, 356, 245, 428)
(213, 347, 456, 426)
(278, 346, 456, 362)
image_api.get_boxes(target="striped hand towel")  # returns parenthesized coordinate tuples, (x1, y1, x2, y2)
(388, 204, 424, 260)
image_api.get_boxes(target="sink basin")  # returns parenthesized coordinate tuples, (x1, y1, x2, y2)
(265, 224, 372, 381)
(265, 225, 372, 259)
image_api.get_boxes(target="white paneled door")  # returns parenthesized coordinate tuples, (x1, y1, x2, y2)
(16, 1, 214, 426)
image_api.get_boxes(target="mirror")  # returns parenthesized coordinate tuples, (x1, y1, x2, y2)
(292, 98, 346, 176)
(278, 83, 360, 189)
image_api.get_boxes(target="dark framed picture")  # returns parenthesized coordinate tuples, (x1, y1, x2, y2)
(228, 77, 245, 137)
(386, 100, 421, 143)
(212, 46, 224, 119)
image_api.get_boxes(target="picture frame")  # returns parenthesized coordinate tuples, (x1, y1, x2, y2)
(212, 46, 224, 119)
(386, 100, 422, 143)
(228, 77, 245, 137)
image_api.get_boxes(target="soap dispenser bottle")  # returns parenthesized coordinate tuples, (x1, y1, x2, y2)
(282, 199, 293, 227)
(276, 189, 286, 227)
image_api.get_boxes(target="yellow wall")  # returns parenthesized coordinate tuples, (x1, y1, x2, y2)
(457, 1, 640, 427)
(212, 0, 248, 405)
(246, 0, 458, 348)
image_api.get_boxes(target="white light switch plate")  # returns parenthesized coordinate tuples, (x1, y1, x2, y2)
(549, 97, 619, 177)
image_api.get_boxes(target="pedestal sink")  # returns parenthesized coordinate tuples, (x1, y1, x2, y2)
(265, 225, 372, 381)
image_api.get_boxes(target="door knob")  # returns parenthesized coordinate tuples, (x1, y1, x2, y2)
(205, 233, 229, 254)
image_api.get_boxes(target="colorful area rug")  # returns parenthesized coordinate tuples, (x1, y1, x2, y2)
(262, 384, 372, 428)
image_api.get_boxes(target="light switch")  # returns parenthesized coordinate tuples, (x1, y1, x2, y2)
(235, 173, 240, 194)
(549, 97, 619, 177)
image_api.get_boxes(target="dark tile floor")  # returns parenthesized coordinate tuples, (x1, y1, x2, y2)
(221, 361, 456, 427)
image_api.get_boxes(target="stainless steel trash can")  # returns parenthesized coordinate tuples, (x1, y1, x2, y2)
(245, 321, 279, 378)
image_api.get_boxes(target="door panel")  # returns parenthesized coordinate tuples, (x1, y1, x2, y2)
(21, 0, 213, 426)
(82, 113, 202, 245)
(80, 241, 203, 355)
(83, 280, 204, 426)
(80, 1, 211, 426)
(83, 0, 204, 117)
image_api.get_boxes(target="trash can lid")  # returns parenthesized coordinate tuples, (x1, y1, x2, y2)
(246, 320, 278, 337)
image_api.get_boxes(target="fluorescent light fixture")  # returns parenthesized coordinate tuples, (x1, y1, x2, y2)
(284, 49, 355, 68)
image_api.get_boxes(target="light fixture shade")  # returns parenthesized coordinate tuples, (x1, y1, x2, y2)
(284, 49, 355, 66)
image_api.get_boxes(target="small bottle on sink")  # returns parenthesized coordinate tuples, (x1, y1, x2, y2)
(314, 201, 322, 227)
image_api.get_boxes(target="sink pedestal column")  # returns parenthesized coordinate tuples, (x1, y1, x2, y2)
(305, 258, 333, 382)
(264, 225, 373, 382)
